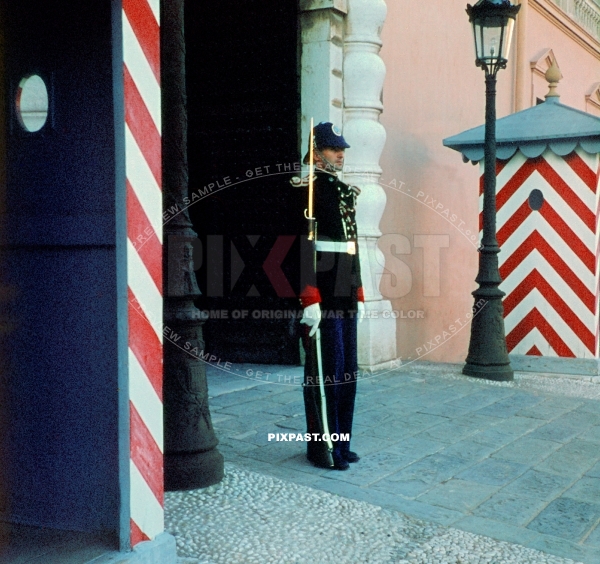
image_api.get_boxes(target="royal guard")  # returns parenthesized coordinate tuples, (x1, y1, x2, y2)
(291, 121, 365, 470)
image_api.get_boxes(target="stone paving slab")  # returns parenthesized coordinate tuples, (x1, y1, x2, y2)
(306, 471, 469, 526)
(382, 453, 476, 490)
(208, 388, 271, 409)
(436, 438, 498, 461)
(528, 421, 584, 443)
(474, 393, 544, 418)
(583, 524, 600, 547)
(586, 461, 600, 478)
(418, 479, 499, 512)
(491, 436, 562, 465)
(416, 401, 475, 418)
(527, 497, 600, 541)
(578, 399, 600, 414)
(453, 514, 542, 550)
(470, 427, 524, 449)
(502, 469, 576, 500)
(491, 414, 548, 435)
(563, 476, 600, 506)
(445, 390, 504, 411)
(580, 425, 600, 443)
(473, 491, 549, 526)
(413, 420, 479, 444)
(456, 458, 529, 487)
(205, 362, 600, 563)
(382, 435, 446, 459)
(535, 440, 600, 477)
(556, 410, 600, 427)
(517, 402, 573, 421)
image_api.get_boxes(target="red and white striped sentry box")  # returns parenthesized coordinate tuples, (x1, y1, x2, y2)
(491, 148, 599, 359)
(122, 0, 164, 547)
(444, 97, 600, 372)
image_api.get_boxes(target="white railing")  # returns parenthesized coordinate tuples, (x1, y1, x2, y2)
(551, 0, 600, 40)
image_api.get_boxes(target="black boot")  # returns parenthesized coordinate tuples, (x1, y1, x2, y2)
(343, 451, 360, 463)
(332, 453, 350, 470)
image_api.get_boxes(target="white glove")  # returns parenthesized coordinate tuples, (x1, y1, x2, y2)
(357, 302, 366, 323)
(300, 303, 322, 337)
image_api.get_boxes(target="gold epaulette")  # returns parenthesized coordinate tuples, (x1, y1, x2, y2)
(290, 174, 317, 188)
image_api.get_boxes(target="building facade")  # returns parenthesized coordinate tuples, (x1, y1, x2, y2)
(379, 0, 600, 365)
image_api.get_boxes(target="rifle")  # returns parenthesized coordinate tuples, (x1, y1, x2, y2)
(306, 117, 315, 242)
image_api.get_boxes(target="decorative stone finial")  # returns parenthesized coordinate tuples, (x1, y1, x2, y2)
(545, 59, 562, 100)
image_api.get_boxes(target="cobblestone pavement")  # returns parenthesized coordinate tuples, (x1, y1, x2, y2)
(167, 465, 582, 564)
(167, 361, 600, 563)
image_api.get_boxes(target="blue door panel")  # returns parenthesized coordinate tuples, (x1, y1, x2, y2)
(1, 0, 121, 536)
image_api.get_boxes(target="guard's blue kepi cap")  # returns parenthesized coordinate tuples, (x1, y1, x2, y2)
(314, 122, 350, 149)
(304, 121, 350, 163)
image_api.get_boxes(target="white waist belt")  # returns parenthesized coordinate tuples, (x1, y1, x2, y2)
(315, 240, 356, 255)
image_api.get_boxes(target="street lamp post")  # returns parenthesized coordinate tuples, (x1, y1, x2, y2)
(161, 0, 224, 489)
(463, 0, 520, 382)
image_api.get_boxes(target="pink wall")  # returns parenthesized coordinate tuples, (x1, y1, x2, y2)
(378, 0, 600, 364)
(525, 5, 600, 110)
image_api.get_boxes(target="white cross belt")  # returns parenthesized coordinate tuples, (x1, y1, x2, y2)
(315, 240, 356, 255)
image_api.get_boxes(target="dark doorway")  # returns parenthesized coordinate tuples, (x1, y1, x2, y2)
(185, 1, 302, 364)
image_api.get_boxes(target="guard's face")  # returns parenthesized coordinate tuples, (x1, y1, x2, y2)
(318, 147, 345, 172)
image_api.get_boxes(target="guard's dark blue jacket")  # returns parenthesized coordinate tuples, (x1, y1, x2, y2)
(296, 170, 364, 315)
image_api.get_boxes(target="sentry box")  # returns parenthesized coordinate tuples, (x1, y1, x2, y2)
(444, 73, 600, 377)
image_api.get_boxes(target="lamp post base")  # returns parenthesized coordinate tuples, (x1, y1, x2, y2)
(462, 362, 513, 381)
(164, 449, 224, 491)
(463, 292, 514, 382)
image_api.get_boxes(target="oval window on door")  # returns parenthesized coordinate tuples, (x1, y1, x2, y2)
(16, 74, 49, 132)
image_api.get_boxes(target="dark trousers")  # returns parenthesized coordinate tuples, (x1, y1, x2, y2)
(303, 316, 358, 462)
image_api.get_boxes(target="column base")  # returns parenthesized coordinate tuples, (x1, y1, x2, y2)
(164, 448, 224, 491)
(357, 299, 397, 369)
(87, 533, 177, 564)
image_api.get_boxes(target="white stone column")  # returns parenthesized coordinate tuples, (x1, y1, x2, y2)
(300, 0, 347, 152)
(343, 0, 397, 369)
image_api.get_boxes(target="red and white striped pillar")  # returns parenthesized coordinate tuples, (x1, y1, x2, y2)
(122, 0, 164, 546)
(481, 147, 600, 359)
